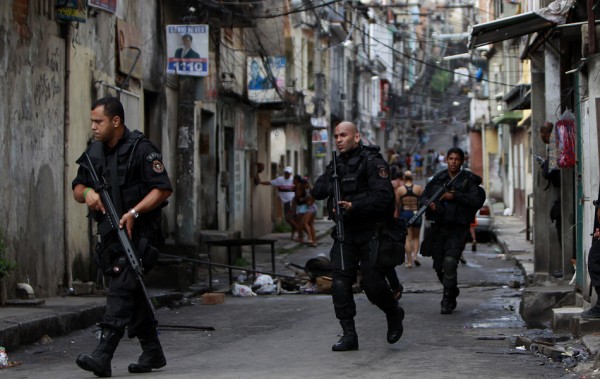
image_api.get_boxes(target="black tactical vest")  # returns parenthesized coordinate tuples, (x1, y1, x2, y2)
(87, 130, 149, 234)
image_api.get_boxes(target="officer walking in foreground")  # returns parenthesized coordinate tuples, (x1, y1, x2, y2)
(72, 96, 173, 376)
(420, 147, 485, 314)
(312, 121, 405, 351)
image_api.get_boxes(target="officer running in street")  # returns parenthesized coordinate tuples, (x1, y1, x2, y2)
(420, 147, 485, 314)
(312, 121, 405, 351)
(72, 96, 173, 377)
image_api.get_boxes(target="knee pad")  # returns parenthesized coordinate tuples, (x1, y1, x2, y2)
(332, 278, 352, 304)
(443, 256, 458, 280)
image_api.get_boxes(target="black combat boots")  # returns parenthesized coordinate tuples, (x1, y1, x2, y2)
(76, 328, 123, 377)
(582, 287, 600, 319)
(332, 319, 359, 351)
(581, 305, 600, 319)
(128, 329, 167, 373)
(386, 305, 405, 344)
(441, 287, 460, 314)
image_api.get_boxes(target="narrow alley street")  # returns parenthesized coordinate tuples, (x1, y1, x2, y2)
(2, 233, 582, 379)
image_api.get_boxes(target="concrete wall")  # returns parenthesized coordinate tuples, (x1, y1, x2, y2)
(0, 0, 171, 296)
(0, 3, 65, 297)
(252, 111, 275, 236)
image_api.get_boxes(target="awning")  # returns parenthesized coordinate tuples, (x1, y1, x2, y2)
(503, 83, 531, 110)
(492, 110, 523, 126)
(517, 109, 532, 127)
(468, 12, 556, 49)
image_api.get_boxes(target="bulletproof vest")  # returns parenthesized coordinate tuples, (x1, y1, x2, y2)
(427, 170, 476, 225)
(87, 130, 147, 233)
(338, 146, 379, 203)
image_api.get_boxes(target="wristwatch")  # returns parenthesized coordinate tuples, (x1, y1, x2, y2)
(129, 208, 139, 218)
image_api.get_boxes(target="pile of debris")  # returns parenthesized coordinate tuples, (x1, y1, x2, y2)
(230, 256, 334, 296)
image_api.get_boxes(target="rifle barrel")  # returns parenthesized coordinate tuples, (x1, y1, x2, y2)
(331, 151, 345, 270)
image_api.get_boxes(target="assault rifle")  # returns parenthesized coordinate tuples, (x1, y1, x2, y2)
(408, 169, 465, 227)
(82, 153, 155, 314)
(331, 151, 346, 270)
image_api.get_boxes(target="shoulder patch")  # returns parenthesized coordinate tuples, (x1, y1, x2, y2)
(152, 160, 165, 173)
(378, 165, 389, 179)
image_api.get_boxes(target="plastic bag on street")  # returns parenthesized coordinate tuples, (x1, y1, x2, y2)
(252, 274, 277, 294)
(253, 274, 273, 286)
(0, 347, 8, 367)
(231, 283, 257, 297)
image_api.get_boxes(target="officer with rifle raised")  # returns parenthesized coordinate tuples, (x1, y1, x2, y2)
(72, 96, 172, 377)
(419, 147, 485, 314)
(312, 121, 405, 351)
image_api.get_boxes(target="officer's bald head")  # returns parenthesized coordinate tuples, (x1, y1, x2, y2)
(337, 121, 357, 134)
(334, 121, 361, 153)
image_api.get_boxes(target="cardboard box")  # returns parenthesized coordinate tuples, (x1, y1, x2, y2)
(201, 292, 225, 305)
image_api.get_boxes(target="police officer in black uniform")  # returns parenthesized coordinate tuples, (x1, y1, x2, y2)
(312, 121, 405, 351)
(420, 147, 485, 314)
(72, 96, 172, 377)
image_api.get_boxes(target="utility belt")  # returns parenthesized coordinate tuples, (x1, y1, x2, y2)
(95, 233, 159, 275)
(369, 221, 407, 268)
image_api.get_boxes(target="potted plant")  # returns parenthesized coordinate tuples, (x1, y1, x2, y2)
(0, 230, 16, 305)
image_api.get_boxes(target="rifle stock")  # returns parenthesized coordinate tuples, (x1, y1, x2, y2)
(407, 169, 465, 227)
(331, 152, 345, 269)
(83, 153, 156, 314)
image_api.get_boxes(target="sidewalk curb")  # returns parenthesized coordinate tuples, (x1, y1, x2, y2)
(0, 292, 186, 352)
(0, 301, 105, 351)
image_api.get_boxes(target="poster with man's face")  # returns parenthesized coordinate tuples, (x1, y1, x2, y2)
(166, 25, 209, 76)
(247, 57, 286, 103)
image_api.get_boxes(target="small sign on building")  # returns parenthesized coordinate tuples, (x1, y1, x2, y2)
(55, 0, 87, 23)
(166, 25, 209, 77)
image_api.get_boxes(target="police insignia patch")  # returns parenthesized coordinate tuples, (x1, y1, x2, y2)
(152, 160, 165, 173)
(378, 166, 389, 178)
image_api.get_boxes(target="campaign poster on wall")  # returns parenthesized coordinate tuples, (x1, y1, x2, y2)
(247, 57, 286, 103)
(166, 25, 209, 76)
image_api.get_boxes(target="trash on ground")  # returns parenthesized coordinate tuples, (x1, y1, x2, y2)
(0, 347, 21, 369)
(252, 274, 277, 294)
(231, 283, 257, 297)
(0, 347, 7, 367)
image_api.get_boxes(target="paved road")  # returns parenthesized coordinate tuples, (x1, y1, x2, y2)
(3, 237, 576, 379)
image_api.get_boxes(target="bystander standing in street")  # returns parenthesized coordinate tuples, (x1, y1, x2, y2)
(414, 151, 424, 179)
(396, 170, 424, 268)
(256, 166, 299, 240)
(312, 121, 405, 351)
